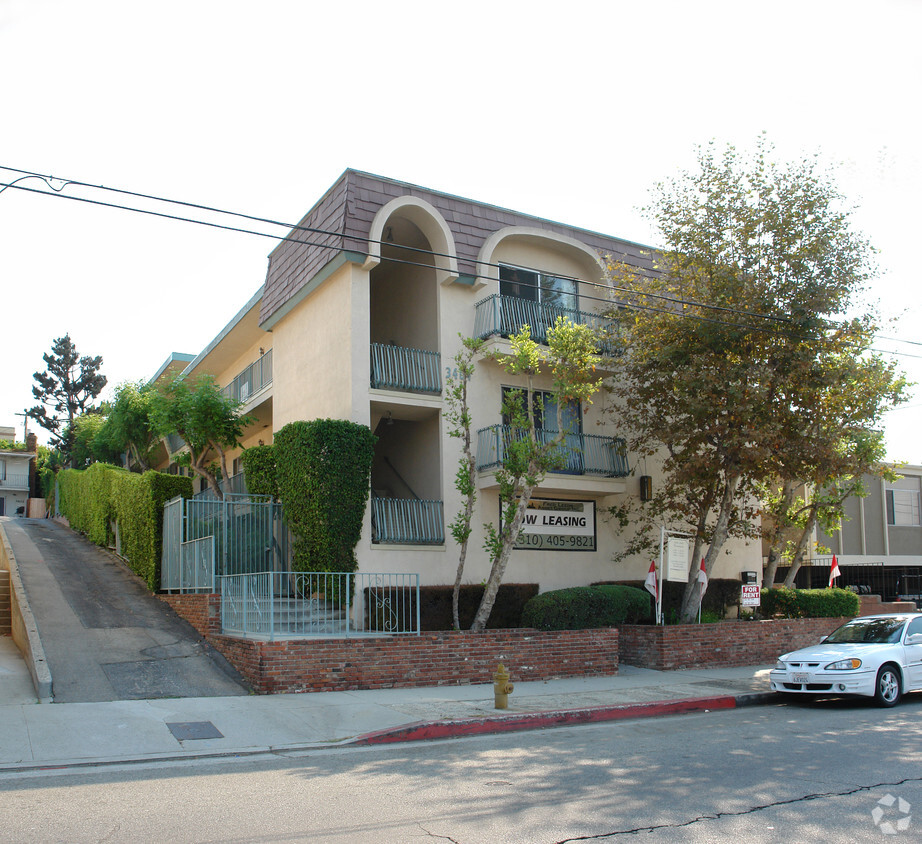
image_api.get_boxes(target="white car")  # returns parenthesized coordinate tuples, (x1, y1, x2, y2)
(770, 613, 922, 707)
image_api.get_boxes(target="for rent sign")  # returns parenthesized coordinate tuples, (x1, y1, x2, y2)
(509, 499, 597, 552)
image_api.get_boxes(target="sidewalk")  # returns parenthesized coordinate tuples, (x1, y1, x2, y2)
(0, 637, 775, 772)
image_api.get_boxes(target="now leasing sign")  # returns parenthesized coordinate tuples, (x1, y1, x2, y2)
(509, 498, 597, 552)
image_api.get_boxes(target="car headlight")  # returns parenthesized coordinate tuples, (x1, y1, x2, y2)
(775, 660, 786, 670)
(825, 658, 862, 670)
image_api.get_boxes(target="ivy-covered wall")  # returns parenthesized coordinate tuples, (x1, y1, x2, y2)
(57, 465, 192, 590)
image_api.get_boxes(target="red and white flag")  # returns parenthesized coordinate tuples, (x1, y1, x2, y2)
(644, 560, 658, 600)
(697, 557, 708, 597)
(828, 554, 841, 588)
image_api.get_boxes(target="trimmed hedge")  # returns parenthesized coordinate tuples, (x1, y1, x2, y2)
(761, 587, 860, 619)
(522, 585, 653, 630)
(414, 583, 539, 630)
(595, 578, 743, 620)
(56, 465, 192, 590)
(241, 444, 278, 499)
(274, 420, 376, 574)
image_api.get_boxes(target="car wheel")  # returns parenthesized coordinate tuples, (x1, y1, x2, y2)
(874, 664, 902, 707)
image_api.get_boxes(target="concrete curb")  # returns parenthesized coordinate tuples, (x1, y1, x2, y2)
(0, 522, 52, 703)
(350, 691, 780, 746)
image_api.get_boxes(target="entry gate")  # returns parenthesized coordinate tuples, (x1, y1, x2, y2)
(161, 494, 288, 592)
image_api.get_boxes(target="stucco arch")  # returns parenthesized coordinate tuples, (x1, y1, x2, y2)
(364, 196, 459, 285)
(476, 226, 605, 287)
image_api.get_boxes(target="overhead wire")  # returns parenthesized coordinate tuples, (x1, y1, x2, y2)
(1, 166, 918, 360)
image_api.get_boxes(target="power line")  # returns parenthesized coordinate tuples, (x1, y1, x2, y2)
(1, 166, 918, 360)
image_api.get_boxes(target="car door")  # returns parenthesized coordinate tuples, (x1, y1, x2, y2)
(902, 616, 922, 690)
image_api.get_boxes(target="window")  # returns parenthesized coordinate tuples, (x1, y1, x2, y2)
(0, 459, 5, 481)
(499, 264, 578, 312)
(886, 489, 921, 526)
(501, 387, 582, 473)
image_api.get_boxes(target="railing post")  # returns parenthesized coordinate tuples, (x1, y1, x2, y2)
(346, 572, 352, 635)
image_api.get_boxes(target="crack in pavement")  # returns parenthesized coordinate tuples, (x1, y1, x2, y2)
(417, 822, 462, 843)
(554, 775, 922, 840)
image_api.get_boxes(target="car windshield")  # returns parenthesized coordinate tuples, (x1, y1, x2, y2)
(824, 617, 908, 645)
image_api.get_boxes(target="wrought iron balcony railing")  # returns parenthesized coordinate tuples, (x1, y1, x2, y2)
(370, 343, 441, 394)
(370, 497, 445, 545)
(476, 425, 630, 478)
(473, 294, 619, 354)
(222, 348, 273, 405)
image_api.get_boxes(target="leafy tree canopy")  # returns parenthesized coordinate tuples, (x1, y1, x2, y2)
(27, 334, 107, 452)
(606, 136, 907, 621)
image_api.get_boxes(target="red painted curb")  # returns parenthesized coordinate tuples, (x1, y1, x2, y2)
(351, 694, 739, 746)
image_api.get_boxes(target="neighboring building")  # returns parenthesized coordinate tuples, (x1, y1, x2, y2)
(151, 170, 761, 593)
(809, 467, 922, 601)
(0, 426, 36, 517)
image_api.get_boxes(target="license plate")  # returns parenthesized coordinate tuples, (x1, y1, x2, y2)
(792, 672, 810, 684)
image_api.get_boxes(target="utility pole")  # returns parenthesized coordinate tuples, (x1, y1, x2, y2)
(14, 411, 29, 444)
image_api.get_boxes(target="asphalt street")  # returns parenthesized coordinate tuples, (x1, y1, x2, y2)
(4, 518, 247, 702)
(1, 698, 919, 843)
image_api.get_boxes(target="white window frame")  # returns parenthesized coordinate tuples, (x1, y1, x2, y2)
(499, 263, 579, 311)
(886, 488, 921, 526)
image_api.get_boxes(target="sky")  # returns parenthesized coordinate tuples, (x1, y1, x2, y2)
(1, 0, 920, 462)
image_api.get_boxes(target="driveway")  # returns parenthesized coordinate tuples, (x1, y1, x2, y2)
(3, 518, 248, 702)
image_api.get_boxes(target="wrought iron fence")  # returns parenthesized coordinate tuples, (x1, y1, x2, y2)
(161, 493, 288, 591)
(476, 425, 630, 477)
(370, 343, 441, 394)
(370, 498, 444, 544)
(220, 571, 421, 638)
(473, 294, 619, 354)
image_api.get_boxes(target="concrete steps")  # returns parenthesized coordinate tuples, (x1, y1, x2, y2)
(0, 570, 11, 635)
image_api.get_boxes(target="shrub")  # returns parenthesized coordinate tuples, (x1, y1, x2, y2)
(522, 585, 653, 630)
(57, 464, 191, 590)
(274, 419, 376, 574)
(241, 444, 278, 499)
(761, 587, 860, 619)
(595, 578, 743, 620)
(407, 583, 539, 630)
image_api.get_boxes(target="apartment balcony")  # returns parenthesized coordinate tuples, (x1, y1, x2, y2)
(370, 497, 444, 545)
(473, 294, 618, 354)
(370, 343, 441, 395)
(476, 425, 630, 478)
(222, 349, 273, 405)
(0, 473, 30, 490)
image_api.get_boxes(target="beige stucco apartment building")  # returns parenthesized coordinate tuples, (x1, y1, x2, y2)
(154, 170, 761, 593)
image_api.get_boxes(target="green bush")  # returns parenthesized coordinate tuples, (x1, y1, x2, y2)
(57, 464, 192, 590)
(761, 587, 859, 619)
(241, 444, 278, 499)
(522, 585, 653, 630)
(274, 419, 376, 574)
(595, 578, 743, 619)
(410, 583, 539, 630)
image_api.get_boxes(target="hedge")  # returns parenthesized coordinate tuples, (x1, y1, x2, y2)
(522, 585, 653, 630)
(241, 444, 278, 499)
(412, 583, 539, 630)
(595, 578, 743, 620)
(761, 587, 860, 619)
(56, 465, 192, 590)
(274, 420, 376, 574)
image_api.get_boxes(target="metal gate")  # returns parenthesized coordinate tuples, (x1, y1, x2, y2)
(161, 494, 288, 592)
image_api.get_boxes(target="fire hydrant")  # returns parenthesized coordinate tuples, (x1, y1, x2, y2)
(493, 663, 514, 709)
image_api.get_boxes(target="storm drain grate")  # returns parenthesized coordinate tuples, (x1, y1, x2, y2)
(166, 721, 224, 741)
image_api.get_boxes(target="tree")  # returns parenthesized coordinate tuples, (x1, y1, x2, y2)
(27, 334, 106, 451)
(150, 375, 252, 499)
(67, 411, 123, 468)
(445, 336, 485, 630)
(471, 318, 603, 632)
(605, 137, 905, 622)
(101, 381, 159, 471)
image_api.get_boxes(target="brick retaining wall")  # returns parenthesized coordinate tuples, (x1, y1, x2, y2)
(619, 618, 849, 670)
(159, 593, 619, 693)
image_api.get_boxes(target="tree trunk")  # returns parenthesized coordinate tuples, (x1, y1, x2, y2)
(451, 448, 476, 631)
(679, 473, 740, 622)
(782, 509, 819, 587)
(764, 481, 797, 587)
